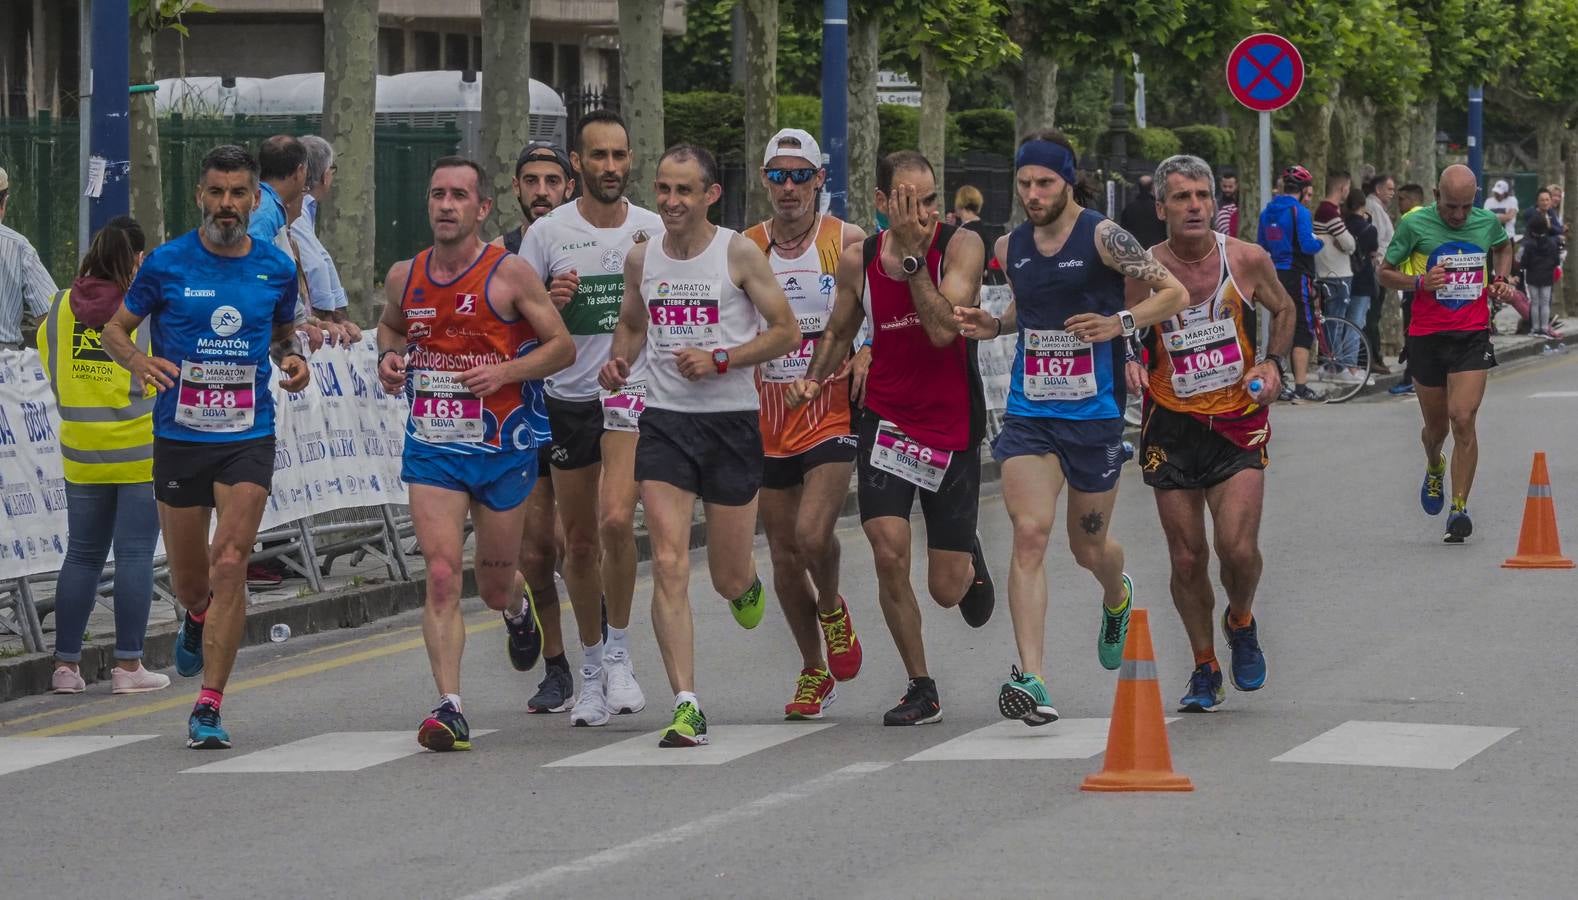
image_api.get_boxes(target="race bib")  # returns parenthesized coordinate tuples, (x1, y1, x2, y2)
(600, 380, 648, 432)
(1437, 251, 1487, 302)
(869, 420, 953, 492)
(409, 370, 483, 443)
(176, 360, 256, 432)
(761, 312, 826, 383)
(1021, 329, 1097, 401)
(1166, 317, 1245, 397)
(648, 282, 721, 352)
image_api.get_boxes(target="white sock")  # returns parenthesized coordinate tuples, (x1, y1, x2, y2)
(606, 625, 628, 654)
(675, 691, 699, 710)
(505, 584, 528, 620)
(442, 693, 463, 713)
(582, 640, 605, 671)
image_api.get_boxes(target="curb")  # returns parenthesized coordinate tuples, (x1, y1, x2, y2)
(1355, 332, 1572, 399)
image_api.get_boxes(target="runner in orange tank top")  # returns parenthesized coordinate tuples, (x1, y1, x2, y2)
(744, 129, 869, 720)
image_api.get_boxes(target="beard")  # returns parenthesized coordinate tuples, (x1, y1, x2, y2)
(584, 170, 629, 204)
(201, 210, 248, 247)
(1025, 185, 1070, 227)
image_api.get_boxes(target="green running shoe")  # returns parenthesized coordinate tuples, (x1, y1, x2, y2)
(659, 700, 709, 747)
(729, 577, 766, 630)
(997, 666, 1058, 726)
(1097, 573, 1133, 671)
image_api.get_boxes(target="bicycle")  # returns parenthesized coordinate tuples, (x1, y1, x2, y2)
(1300, 283, 1374, 404)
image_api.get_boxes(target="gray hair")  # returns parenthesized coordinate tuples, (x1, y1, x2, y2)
(1154, 154, 1215, 197)
(300, 135, 336, 190)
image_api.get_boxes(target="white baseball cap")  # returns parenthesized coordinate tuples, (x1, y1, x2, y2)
(1492, 179, 1510, 196)
(0, 166, 8, 193)
(762, 128, 822, 169)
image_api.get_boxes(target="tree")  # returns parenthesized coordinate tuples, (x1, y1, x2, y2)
(480, 0, 532, 239)
(1507, 0, 1578, 315)
(847, 3, 881, 231)
(321, 0, 377, 322)
(129, 0, 214, 245)
(742, 0, 779, 223)
(620, 0, 666, 208)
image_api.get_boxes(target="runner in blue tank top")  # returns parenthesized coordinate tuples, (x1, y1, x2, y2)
(956, 130, 1188, 726)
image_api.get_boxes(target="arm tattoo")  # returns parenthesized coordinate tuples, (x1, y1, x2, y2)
(1080, 510, 1105, 535)
(1099, 222, 1172, 283)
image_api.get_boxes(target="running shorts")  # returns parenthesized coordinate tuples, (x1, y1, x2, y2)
(153, 436, 276, 508)
(991, 414, 1126, 494)
(635, 407, 763, 507)
(854, 408, 979, 553)
(761, 434, 858, 491)
(1139, 403, 1267, 491)
(1405, 330, 1495, 388)
(402, 445, 539, 512)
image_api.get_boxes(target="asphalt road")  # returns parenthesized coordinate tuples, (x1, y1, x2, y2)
(3, 350, 1577, 899)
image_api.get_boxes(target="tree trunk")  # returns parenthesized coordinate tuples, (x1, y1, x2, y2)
(481, 0, 532, 239)
(1374, 104, 1407, 183)
(1011, 47, 1057, 136)
(1330, 95, 1368, 181)
(919, 46, 950, 198)
(1292, 85, 1336, 197)
(1229, 105, 1260, 241)
(321, 0, 379, 324)
(1535, 114, 1563, 194)
(619, 0, 665, 209)
(846, 6, 879, 232)
(1406, 95, 1437, 190)
(129, 24, 164, 245)
(742, 0, 779, 224)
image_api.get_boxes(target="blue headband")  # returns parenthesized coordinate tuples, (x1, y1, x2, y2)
(1015, 140, 1077, 185)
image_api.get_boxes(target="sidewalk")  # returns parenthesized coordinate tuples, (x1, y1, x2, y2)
(1354, 330, 1571, 398)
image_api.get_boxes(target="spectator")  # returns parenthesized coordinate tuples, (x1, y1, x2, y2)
(1546, 183, 1565, 237)
(252, 135, 308, 247)
(37, 217, 169, 695)
(1484, 179, 1520, 241)
(1213, 166, 1240, 237)
(1119, 174, 1168, 248)
(1257, 165, 1324, 401)
(1522, 188, 1562, 240)
(1386, 183, 1428, 395)
(0, 165, 59, 349)
(1363, 174, 1396, 373)
(1520, 212, 1561, 336)
(1314, 171, 1360, 375)
(953, 184, 1004, 281)
(1345, 188, 1380, 372)
(291, 135, 361, 339)
(1397, 183, 1425, 217)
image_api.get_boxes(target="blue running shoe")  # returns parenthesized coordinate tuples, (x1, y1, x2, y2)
(1388, 381, 1415, 395)
(175, 612, 205, 678)
(1178, 663, 1225, 712)
(187, 702, 231, 749)
(1444, 509, 1473, 544)
(1222, 612, 1266, 691)
(1420, 461, 1446, 516)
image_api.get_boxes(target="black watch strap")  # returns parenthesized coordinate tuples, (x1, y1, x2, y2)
(1265, 353, 1285, 372)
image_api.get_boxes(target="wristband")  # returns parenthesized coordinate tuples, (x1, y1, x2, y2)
(1414, 275, 1423, 293)
(992, 316, 1003, 339)
(1265, 353, 1285, 372)
(378, 349, 400, 366)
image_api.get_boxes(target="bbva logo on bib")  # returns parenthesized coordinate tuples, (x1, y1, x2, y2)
(210, 305, 243, 337)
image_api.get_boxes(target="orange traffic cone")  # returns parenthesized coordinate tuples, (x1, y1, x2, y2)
(1081, 608, 1193, 792)
(1503, 452, 1575, 569)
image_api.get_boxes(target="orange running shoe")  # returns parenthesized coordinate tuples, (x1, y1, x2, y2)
(784, 666, 838, 720)
(820, 597, 863, 681)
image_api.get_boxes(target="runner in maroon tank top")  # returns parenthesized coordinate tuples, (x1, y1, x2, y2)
(792, 150, 995, 726)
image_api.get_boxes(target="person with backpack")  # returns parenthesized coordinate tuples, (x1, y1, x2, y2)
(1257, 166, 1324, 402)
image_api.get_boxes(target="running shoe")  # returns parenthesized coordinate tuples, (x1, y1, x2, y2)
(1420, 460, 1446, 516)
(111, 665, 171, 695)
(998, 666, 1058, 726)
(417, 699, 471, 751)
(959, 534, 996, 628)
(659, 700, 709, 748)
(1444, 509, 1474, 544)
(603, 647, 646, 715)
(1291, 385, 1322, 403)
(820, 597, 863, 681)
(1221, 611, 1266, 692)
(1278, 385, 1296, 402)
(1097, 574, 1133, 671)
(1388, 380, 1415, 395)
(570, 665, 610, 727)
(245, 563, 283, 588)
(729, 578, 767, 629)
(504, 586, 543, 672)
(526, 661, 574, 714)
(1178, 663, 1226, 712)
(51, 666, 85, 694)
(174, 611, 205, 678)
(784, 666, 838, 720)
(882, 677, 942, 726)
(187, 702, 231, 749)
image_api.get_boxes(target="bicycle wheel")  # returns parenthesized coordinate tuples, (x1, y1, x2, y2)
(1308, 315, 1373, 403)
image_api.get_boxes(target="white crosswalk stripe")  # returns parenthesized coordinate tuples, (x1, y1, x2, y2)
(545, 723, 833, 767)
(905, 718, 1181, 762)
(183, 730, 498, 774)
(1272, 721, 1518, 770)
(0, 735, 158, 777)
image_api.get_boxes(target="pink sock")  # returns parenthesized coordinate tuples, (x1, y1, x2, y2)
(197, 687, 223, 710)
(189, 605, 208, 624)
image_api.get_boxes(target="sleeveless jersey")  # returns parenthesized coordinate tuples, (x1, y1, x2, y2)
(744, 215, 853, 456)
(1146, 232, 1259, 416)
(399, 243, 549, 454)
(861, 225, 983, 452)
(1004, 209, 1126, 421)
(641, 227, 761, 414)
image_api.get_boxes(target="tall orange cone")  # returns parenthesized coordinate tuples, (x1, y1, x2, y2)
(1503, 452, 1575, 569)
(1081, 608, 1193, 792)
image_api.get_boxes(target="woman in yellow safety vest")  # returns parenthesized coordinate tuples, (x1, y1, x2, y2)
(37, 216, 170, 695)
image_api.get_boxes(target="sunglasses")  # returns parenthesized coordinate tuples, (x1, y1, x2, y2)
(765, 167, 820, 185)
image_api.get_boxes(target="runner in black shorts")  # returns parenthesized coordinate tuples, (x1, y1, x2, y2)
(760, 434, 857, 491)
(1138, 405, 1267, 491)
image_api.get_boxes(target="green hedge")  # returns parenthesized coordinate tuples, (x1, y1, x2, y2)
(954, 108, 1016, 158)
(663, 91, 745, 162)
(1173, 125, 1235, 169)
(777, 94, 822, 134)
(1131, 127, 1182, 162)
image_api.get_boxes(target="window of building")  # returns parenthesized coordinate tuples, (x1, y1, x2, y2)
(378, 28, 405, 75)
(556, 43, 582, 90)
(444, 33, 470, 71)
(531, 42, 554, 85)
(414, 31, 441, 70)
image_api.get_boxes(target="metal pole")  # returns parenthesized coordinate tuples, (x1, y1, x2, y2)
(821, 0, 850, 219)
(1468, 85, 1484, 200)
(1258, 110, 1272, 219)
(77, 0, 92, 258)
(86, 0, 131, 237)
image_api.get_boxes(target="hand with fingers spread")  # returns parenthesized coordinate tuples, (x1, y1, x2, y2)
(954, 306, 1000, 340)
(130, 354, 182, 393)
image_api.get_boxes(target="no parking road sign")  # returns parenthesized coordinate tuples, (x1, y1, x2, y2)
(1226, 33, 1304, 112)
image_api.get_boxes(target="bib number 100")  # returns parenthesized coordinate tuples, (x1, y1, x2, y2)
(1176, 347, 1227, 374)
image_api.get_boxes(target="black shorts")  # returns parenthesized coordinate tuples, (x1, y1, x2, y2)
(1139, 403, 1267, 492)
(762, 434, 858, 491)
(1406, 330, 1496, 388)
(546, 396, 603, 471)
(1279, 269, 1316, 351)
(855, 408, 979, 553)
(635, 407, 763, 506)
(153, 436, 276, 508)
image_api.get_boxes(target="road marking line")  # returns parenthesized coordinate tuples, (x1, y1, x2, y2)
(1529, 391, 1578, 398)
(905, 717, 1180, 762)
(1272, 721, 1517, 770)
(545, 723, 834, 767)
(458, 761, 892, 899)
(0, 735, 158, 777)
(182, 729, 498, 773)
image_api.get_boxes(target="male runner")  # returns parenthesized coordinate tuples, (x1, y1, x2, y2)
(518, 110, 665, 726)
(744, 128, 867, 720)
(1124, 154, 1295, 712)
(102, 145, 311, 749)
(491, 141, 577, 713)
(1378, 164, 1512, 543)
(600, 145, 797, 747)
(955, 132, 1188, 725)
(793, 149, 995, 727)
(377, 157, 574, 750)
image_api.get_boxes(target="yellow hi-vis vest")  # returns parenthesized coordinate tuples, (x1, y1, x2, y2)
(37, 290, 155, 484)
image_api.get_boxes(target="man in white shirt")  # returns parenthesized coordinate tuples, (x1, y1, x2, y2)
(290, 135, 361, 339)
(1484, 179, 1520, 241)
(0, 165, 59, 349)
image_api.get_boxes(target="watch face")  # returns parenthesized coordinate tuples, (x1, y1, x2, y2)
(712, 349, 728, 363)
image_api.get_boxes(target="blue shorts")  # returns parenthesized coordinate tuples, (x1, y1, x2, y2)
(401, 445, 540, 512)
(991, 415, 1125, 494)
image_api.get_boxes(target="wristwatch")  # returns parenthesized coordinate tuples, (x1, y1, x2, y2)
(711, 348, 730, 374)
(901, 255, 923, 276)
(1117, 309, 1137, 337)
(1264, 353, 1286, 373)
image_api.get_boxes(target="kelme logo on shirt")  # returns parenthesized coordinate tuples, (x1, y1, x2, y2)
(210, 305, 243, 337)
